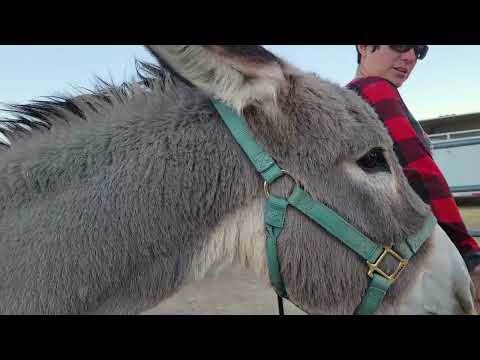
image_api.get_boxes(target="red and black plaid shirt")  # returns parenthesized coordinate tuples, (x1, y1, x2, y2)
(347, 76, 480, 261)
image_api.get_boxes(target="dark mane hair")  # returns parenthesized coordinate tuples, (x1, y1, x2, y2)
(0, 59, 170, 148)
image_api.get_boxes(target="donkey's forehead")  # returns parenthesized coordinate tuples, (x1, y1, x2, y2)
(284, 72, 393, 153)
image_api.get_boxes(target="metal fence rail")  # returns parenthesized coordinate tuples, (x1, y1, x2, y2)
(451, 185, 480, 193)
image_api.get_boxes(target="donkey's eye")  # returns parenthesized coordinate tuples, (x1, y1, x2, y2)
(357, 148, 390, 173)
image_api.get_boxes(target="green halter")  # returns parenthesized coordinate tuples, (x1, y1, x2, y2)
(211, 100, 436, 315)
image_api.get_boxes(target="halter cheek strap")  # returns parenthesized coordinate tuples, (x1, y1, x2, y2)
(212, 100, 436, 315)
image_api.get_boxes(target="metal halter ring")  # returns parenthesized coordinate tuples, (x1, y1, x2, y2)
(366, 245, 409, 283)
(264, 170, 300, 199)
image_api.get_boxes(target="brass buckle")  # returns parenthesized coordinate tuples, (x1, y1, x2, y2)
(264, 170, 299, 198)
(367, 245, 408, 283)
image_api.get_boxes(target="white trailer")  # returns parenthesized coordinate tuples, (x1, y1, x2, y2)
(431, 130, 480, 199)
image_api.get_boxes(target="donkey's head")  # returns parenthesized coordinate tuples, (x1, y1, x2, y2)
(147, 45, 476, 314)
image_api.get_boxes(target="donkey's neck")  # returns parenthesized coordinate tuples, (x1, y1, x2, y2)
(186, 198, 270, 286)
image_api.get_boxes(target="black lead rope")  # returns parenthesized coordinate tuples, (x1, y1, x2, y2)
(277, 295, 285, 315)
(276, 295, 310, 315)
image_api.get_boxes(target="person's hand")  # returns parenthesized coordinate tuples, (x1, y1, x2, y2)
(470, 265, 480, 313)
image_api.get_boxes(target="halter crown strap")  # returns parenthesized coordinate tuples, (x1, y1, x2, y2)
(211, 99, 436, 315)
(212, 100, 283, 184)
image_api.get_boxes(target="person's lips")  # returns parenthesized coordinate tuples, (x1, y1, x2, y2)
(393, 66, 408, 74)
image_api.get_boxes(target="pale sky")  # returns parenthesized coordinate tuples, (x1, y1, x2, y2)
(1, 45, 479, 121)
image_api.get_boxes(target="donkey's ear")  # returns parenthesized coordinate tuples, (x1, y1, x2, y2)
(145, 45, 286, 112)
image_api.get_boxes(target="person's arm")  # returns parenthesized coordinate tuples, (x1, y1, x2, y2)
(348, 77, 480, 272)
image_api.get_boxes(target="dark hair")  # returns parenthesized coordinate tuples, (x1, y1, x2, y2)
(356, 45, 380, 64)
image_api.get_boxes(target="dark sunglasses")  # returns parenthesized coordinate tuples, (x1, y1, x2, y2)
(389, 45, 429, 60)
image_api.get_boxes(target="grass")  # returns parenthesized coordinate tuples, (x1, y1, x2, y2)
(459, 206, 480, 229)
(458, 200, 480, 244)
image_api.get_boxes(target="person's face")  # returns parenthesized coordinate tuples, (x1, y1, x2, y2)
(357, 45, 420, 87)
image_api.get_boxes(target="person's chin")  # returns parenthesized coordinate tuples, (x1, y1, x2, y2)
(387, 76, 404, 88)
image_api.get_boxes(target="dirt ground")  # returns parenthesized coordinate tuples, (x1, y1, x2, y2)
(142, 203, 480, 315)
(142, 267, 306, 315)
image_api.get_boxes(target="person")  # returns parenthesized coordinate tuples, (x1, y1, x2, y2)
(346, 45, 480, 311)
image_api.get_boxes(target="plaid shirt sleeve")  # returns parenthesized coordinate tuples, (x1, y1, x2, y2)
(347, 76, 480, 269)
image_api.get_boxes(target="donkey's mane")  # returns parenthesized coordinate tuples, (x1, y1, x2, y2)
(0, 60, 170, 148)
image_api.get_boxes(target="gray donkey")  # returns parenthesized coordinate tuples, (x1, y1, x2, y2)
(0, 45, 476, 314)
